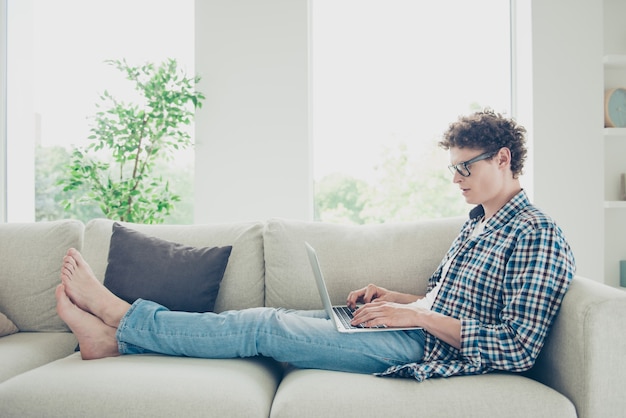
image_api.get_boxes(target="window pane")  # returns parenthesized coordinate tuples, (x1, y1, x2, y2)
(312, 0, 511, 224)
(7, 0, 195, 223)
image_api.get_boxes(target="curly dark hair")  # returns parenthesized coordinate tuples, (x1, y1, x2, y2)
(438, 109, 527, 178)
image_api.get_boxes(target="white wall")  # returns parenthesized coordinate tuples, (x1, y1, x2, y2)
(193, 0, 606, 280)
(194, 0, 311, 223)
(528, 0, 604, 281)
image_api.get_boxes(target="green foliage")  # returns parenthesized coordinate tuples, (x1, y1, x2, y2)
(315, 174, 371, 224)
(59, 58, 204, 224)
(37, 145, 194, 224)
(315, 140, 469, 224)
(36, 145, 102, 222)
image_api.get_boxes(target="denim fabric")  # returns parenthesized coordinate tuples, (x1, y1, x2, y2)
(117, 299, 425, 375)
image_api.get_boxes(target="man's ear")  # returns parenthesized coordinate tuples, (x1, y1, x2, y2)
(496, 147, 512, 168)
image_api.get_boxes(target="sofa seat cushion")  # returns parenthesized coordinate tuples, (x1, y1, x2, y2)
(270, 369, 576, 418)
(0, 332, 78, 384)
(263, 217, 465, 309)
(0, 353, 283, 418)
(82, 219, 265, 312)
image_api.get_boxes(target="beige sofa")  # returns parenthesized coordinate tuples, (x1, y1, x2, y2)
(0, 218, 625, 418)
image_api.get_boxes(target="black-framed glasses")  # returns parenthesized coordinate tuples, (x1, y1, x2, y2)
(448, 151, 497, 177)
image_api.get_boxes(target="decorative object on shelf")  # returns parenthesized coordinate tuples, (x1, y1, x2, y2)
(604, 87, 626, 127)
(622, 173, 626, 201)
(621, 260, 626, 287)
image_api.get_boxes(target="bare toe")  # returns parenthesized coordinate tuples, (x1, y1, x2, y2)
(55, 284, 119, 360)
(59, 249, 131, 328)
(60, 250, 104, 311)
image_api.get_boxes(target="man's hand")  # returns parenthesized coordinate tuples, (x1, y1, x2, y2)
(347, 285, 462, 347)
(350, 301, 422, 329)
(346, 284, 420, 309)
(346, 284, 392, 309)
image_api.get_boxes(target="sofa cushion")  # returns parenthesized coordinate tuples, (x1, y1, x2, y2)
(83, 219, 265, 312)
(0, 353, 282, 418)
(263, 217, 465, 309)
(0, 220, 84, 332)
(270, 369, 576, 418)
(104, 223, 232, 312)
(0, 332, 78, 384)
(0, 312, 18, 337)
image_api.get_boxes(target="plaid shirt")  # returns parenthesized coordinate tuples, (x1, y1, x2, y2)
(379, 190, 575, 381)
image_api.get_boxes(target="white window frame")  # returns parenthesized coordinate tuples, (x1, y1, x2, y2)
(0, 0, 7, 222)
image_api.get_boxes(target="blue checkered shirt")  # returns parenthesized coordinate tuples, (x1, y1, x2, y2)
(378, 190, 575, 381)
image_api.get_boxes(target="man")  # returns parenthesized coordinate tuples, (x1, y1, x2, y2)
(56, 109, 575, 381)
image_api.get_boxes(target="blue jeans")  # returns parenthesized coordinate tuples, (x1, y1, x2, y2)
(116, 300, 426, 374)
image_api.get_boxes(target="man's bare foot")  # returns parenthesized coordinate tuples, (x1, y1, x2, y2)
(55, 284, 120, 360)
(60, 248, 130, 327)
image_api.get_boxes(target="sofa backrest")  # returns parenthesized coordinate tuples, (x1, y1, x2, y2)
(263, 217, 465, 309)
(0, 220, 84, 332)
(0, 216, 466, 329)
(82, 219, 266, 312)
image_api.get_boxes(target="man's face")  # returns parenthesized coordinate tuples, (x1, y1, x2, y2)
(448, 147, 503, 207)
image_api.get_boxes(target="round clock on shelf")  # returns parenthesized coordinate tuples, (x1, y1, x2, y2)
(605, 87, 626, 127)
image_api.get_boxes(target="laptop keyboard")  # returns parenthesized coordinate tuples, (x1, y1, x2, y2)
(334, 306, 359, 328)
(333, 306, 386, 329)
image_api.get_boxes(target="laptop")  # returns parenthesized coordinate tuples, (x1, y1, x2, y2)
(304, 241, 422, 333)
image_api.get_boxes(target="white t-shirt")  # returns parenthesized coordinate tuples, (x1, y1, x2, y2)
(409, 218, 486, 310)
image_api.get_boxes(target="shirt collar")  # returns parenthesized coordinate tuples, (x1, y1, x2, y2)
(468, 190, 530, 226)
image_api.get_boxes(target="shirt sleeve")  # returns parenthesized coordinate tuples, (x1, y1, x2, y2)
(458, 224, 574, 372)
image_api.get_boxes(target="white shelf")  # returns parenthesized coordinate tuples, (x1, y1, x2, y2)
(604, 55, 626, 68)
(605, 201, 626, 209)
(604, 128, 626, 136)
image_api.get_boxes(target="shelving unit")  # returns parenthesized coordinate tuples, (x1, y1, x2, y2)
(602, 0, 626, 286)
(603, 127, 626, 136)
(605, 201, 626, 209)
(603, 54, 626, 68)
(602, 125, 626, 210)
(603, 46, 626, 285)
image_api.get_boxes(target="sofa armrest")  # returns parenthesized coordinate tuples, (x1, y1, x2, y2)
(527, 276, 626, 418)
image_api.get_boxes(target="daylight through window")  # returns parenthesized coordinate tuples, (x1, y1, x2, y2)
(311, 0, 512, 224)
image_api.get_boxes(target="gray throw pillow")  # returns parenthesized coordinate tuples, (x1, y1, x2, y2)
(103, 223, 232, 312)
